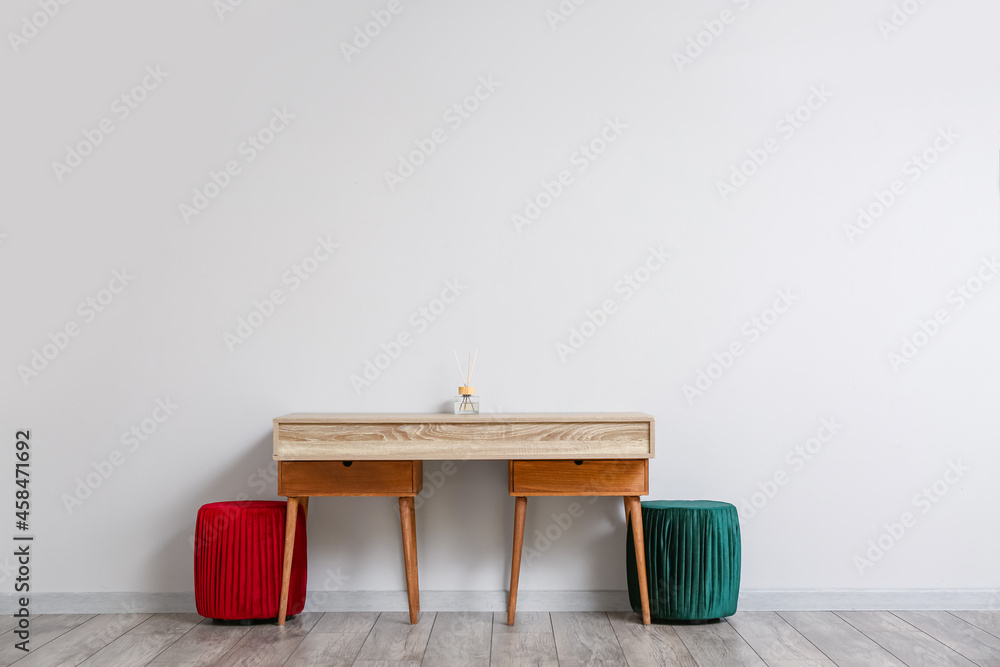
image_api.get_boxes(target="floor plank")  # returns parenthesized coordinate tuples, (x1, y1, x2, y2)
(0, 614, 94, 666)
(865, 629, 978, 667)
(949, 610, 1000, 638)
(495, 611, 552, 634)
(0, 617, 21, 637)
(833, 610, 979, 667)
(422, 612, 492, 667)
(491, 612, 557, 667)
(9, 614, 150, 667)
(550, 612, 627, 665)
(211, 613, 322, 667)
(779, 612, 907, 667)
(893, 611, 1000, 661)
(352, 612, 434, 664)
(78, 633, 186, 667)
(672, 619, 767, 667)
(836, 611, 919, 634)
(279, 611, 379, 667)
(607, 612, 698, 667)
(282, 631, 369, 667)
(309, 611, 379, 635)
(146, 621, 252, 666)
(129, 614, 203, 635)
(727, 612, 831, 663)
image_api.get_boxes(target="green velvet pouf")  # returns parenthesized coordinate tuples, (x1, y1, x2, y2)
(626, 500, 741, 621)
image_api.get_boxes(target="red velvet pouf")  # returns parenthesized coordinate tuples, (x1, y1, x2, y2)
(194, 501, 307, 620)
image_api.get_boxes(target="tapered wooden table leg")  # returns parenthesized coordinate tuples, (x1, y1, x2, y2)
(626, 496, 651, 625)
(623, 496, 631, 521)
(278, 496, 299, 626)
(300, 497, 309, 521)
(398, 497, 419, 624)
(507, 496, 528, 625)
(409, 502, 418, 614)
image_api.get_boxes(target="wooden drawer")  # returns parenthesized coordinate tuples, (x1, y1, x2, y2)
(509, 459, 647, 496)
(279, 460, 423, 497)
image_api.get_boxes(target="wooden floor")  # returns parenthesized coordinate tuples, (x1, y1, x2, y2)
(3, 610, 1000, 666)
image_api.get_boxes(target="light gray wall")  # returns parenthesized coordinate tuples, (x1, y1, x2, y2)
(2, 0, 998, 602)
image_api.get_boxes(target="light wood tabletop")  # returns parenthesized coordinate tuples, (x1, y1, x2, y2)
(273, 412, 655, 461)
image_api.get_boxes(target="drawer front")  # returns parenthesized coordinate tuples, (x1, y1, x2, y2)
(279, 461, 422, 497)
(510, 459, 647, 496)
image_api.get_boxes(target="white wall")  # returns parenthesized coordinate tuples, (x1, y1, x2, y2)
(2, 0, 999, 607)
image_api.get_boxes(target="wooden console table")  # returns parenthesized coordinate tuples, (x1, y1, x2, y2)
(273, 412, 654, 626)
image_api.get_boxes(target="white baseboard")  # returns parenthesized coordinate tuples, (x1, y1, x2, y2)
(301, 590, 633, 613)
(3, 590, 998, 615)
(737, 589, 1000, 611)
(0, 592, 195, 615)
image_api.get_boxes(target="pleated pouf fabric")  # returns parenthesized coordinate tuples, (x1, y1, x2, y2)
(626, 500, 741, 621)
(194, 500, 307, 620)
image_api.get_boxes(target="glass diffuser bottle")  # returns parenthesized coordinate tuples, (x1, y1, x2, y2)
(452, 350, 480, 415)
(454, 386, 479, 414)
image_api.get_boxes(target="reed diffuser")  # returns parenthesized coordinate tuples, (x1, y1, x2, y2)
(452, 350, 480, 414)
